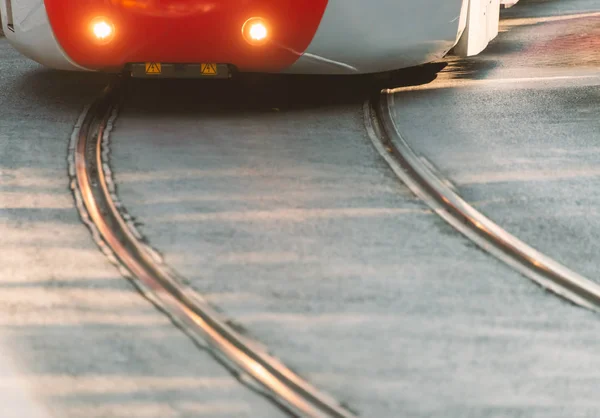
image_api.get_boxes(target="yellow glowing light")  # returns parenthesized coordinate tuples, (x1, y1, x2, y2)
(249, 22, 268, 41)
(242, 17, 269, 45)
(93, 21, 113, 39)
(90, 18, 115, 43)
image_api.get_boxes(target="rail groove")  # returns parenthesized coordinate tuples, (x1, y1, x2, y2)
(69, 81, 356, 418)
(365, 92, 600, 312)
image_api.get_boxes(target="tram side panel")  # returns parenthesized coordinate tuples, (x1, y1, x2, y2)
(455, 0, 501, 57)
(287, 0, 501, 74)
(0, 0, 83, 70)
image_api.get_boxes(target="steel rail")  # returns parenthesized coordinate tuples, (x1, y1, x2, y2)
(70, 81, 357, 418)
(365, 92, 600, 312)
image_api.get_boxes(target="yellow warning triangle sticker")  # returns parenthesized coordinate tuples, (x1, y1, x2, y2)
(145, 62, 162, 74)
(201, 63, 218, 76)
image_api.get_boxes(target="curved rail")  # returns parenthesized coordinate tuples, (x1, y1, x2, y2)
(365, 92, 600, 312)
(69, 81, 357, 418)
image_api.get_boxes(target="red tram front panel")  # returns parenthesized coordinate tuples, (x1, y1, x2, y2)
(43, 0, 329, 72)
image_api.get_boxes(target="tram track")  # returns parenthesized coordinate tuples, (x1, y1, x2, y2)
(68, 80, 357, 418)
(19, 1, 600, 415)
(365, 92, 600, 312)
(67, 73, 600, 418)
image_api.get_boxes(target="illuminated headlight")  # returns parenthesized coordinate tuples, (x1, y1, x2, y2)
(90, 17, 115, 44)
(242, 17, 269, 45)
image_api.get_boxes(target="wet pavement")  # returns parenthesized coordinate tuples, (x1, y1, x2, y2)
(0, 38, 285, 418)
(389, 1, 600, 283)
(3, 0, 600, 416)
(107, 1, 600, 415)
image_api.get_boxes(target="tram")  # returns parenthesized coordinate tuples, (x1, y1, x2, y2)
(1, 0, 500, 77)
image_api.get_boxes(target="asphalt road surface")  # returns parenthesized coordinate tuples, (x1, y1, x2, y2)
(108, 1, 600, 417)
(3, 0, 600, 416)
(0, 35, 286, 418)
(389, 0, 600, 283)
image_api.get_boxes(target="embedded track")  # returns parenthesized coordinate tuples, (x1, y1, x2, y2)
(68, 81, 356, 418)
(366, 93, 600, 312)
(67, 72, 600, 418)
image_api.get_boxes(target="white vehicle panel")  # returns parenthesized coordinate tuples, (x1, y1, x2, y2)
(0, 0, 84, 71)
(287, 0, 467, 74)
(454, 0, 500, 56)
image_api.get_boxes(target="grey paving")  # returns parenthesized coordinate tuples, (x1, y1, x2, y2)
(389, 2, 600, 283)
(0, 39, 285, 418)
(110, 51, 600, 418)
